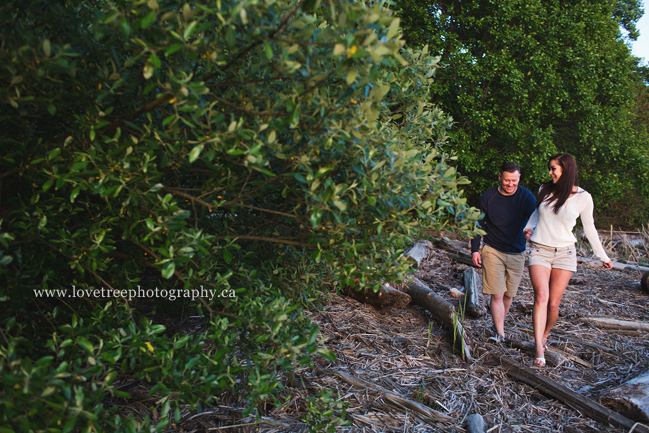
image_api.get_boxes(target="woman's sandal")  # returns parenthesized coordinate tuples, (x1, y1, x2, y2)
(542, 340, 549, 351)
(533, 357, 546, 367)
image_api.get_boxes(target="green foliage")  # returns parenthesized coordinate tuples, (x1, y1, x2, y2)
(395, 0, 649, 226)
(0, 0, 480, 430)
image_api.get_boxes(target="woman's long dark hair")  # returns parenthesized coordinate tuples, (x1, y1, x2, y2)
(536, 153, 578, 214)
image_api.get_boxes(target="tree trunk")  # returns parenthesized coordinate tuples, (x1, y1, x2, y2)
(463, 268, 485, 317)
(404, 239, 432, 268)
(599, 371, 649, 422)
(405, 277, 472, 361)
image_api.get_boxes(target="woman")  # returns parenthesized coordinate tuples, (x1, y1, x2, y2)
(524, 154, 612, 367)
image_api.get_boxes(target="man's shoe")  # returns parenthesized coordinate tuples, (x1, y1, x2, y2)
(487, 333, 506, 343)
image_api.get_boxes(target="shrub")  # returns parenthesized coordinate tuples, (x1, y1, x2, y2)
(0, 0, 481, 430)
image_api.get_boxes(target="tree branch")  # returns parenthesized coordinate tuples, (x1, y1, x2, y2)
(214, 235, 313, 248)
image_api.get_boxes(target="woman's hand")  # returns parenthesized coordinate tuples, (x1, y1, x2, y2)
(602, 260, 613, 269)
(524, 228, 533, 241)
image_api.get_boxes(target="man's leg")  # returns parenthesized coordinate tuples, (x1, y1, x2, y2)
(481, 245, 507, 339)
(490, 293, 508, 336)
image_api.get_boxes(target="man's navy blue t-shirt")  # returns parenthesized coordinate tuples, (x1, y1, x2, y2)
(470, 185, 536, 254)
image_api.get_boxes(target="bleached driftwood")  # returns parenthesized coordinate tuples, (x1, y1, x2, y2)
(505, 338, 568, 368)
(587, 317, 649, 332)
(433, 237, 479, 268)
(405, 277, 472, 361)
(331, 369, 453, 424)
(578, 256, 649, 272)
(500, 356, 649, 433)
(463, 268, 485, 317)
(600, 371, 649, 422)
(404, 239, 432, 268)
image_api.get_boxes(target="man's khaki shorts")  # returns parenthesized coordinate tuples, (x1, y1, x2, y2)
(528, 242, 577, 272)
(481, 244, 526, 298)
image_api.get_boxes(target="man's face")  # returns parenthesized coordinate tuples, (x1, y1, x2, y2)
(498, 170, 520, 196)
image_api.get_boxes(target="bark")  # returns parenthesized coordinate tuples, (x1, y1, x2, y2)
(342, 282, 411, 309)
(404, 239, 432, 268)
(500, 356, 649, 433)
(600, 371, 649, 422)
(465, 413, 486, 433)
(463, 268, 485, 317)
(405, 277, 472, 361)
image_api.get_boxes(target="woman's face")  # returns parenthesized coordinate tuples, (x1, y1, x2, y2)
(549, 159, 562, 183)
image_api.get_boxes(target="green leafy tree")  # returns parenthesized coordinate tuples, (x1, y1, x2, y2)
(0, 0, 480, 430)
(395, 0, 649, 226)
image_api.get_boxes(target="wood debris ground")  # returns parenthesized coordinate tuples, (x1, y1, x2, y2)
(138, 238, 649, 432)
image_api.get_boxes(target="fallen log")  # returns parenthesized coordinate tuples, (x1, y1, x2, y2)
(405, 277, 472, 361)
(587, 317, 649, 332)
(512, 322, 617, 354)
(465, 413, 486, 433)
(578, 256, 649, 272)
(341, 282, 411, 309)
(500, 356, 649, 433)
(331, 369, 453, 424)
(433, 237, 472, 258)
(463, 268, 485, 317)
(506, 338, 568, 367)
(599, 371, 649, 422)
(404, 239, 432, 269)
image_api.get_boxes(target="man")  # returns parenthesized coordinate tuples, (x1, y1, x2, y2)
(471, 162, 536, 342)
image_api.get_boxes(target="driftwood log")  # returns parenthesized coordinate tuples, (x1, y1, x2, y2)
(465, 413, 486, 433)
(331, 369, 453, 424)
(578, 256, 649, 272)
(513, 321, 617, 354)
(587, 317, 649, 332)
(463, 268, 485, 317)
(433, 237, 479, 268)
(342, 282, 411, 309)
(500, 356, 649, 433)
(404, 239, 432, 268)
(599, 371, 649, 422)
(405, 277, 472, 361)
(505, 338, 568, 367)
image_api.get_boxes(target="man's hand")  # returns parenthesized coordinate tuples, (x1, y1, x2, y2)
(524, 228, 533, 241)
(472, 252, 482, 267)
(602, 260, 613, 269)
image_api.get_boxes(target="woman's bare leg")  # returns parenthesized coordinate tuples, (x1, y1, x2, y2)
(530, 265, 551, 360)
(543, 268, 573, 340)
(530, 265, 572, 361)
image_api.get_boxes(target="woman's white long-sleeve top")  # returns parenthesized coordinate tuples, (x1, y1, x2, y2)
(525, 187, 610, 263)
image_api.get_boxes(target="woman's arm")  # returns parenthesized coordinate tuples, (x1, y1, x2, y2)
(579, 193, 611, 265)
(524, 208, 539, 239)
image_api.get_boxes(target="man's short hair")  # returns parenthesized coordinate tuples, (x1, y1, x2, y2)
(500, 162, 521, 174)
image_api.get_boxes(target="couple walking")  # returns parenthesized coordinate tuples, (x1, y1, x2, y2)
(471, 154, 612, 367)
